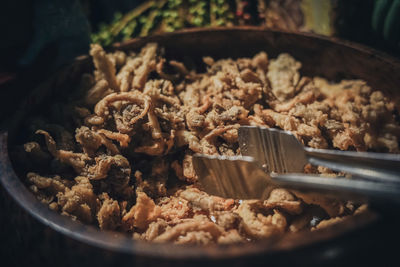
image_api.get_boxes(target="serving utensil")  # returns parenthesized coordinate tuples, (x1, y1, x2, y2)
(193, 126, 400, 202)
(238, 126, 400, 183)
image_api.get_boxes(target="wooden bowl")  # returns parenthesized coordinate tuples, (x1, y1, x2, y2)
(1, 27, 398, 265)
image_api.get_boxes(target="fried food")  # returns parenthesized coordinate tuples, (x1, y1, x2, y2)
(16, 43, 400, 245)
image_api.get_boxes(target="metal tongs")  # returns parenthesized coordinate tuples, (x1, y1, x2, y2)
(193, 126, 400, 203)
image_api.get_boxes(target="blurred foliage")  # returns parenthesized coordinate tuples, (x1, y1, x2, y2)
(91, 0, 290, 47)
(90, 0, 399, 53)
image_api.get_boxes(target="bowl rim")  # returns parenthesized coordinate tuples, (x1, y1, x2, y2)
(114, 26, 400, 65)
(0, 27, 387, 260)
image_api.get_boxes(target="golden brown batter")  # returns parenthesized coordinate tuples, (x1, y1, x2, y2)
(16, 43, 400, 244)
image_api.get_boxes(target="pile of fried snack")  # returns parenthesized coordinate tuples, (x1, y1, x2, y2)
(16, 43, 400, 245)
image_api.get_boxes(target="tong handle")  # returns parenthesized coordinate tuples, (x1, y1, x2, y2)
(272, 173, 400, 204)
(304, 147, 400, 184)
